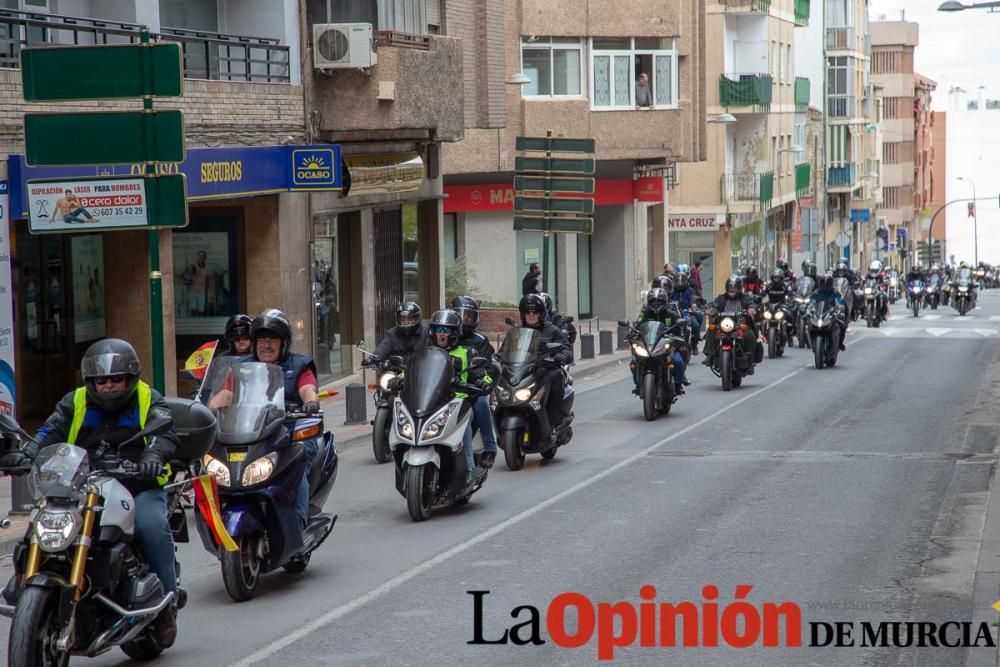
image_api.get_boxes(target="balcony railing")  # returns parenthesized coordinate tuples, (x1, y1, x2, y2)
(828, 164, 856, 188)
(827, 95, 856, 119)
(0, 7, 290, 82)
(794, 0, 810, 25)
(721, 172, 761, 204)
(723, 0, 772, 12)
(719, 73, 772, 110)
(795, 77, 810, 109)
(795, 162, 811, 195)
(374, 30, 430, 50)
(826, 26, 855, 50)
(759, 171, 774, 205)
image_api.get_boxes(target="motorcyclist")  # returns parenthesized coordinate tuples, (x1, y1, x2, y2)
(220, 313, 252, 357)
(249, 309, 321, 528)
(867, 260, 889, 318)
(763, 268, 791, 306)
(539, 291, 578, 350)
(834, 260, 859, 287)
(702, 276, 759, 370)
(810, 274, 848, 351)
(0, 339, 182, 643)
(427, 309, 486, 483)
(669, 272, 702, 355)
(744, 266, 766, 295)
(629, 288, 689, 396)
(450, 295, 498, 469)
(365, 301, 426, 366)
(519, 294, 573, 434)
(777, 257, 795, 283)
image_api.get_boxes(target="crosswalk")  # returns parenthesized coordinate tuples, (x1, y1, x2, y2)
(862, 327, 999, 339)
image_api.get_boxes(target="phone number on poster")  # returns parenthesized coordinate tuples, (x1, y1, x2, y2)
(87, 207, 145, 217)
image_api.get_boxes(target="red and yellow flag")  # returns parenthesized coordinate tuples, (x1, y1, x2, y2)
(184, 341, 218, 381)
(193, 474, 238, 552)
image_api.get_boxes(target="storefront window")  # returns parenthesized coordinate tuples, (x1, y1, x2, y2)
(313, 216, 342, 381)
(172, 218, 239, 347)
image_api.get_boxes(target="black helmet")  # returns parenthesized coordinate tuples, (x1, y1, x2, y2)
(834, 260, 848, 277)
(81, 338, 142, 413)
(777, 258, 789, 272)
(397, 301, 422, 334)
(819, 274, 834, 291)
(674, 272, 689, 290)
(224, 314, 251, 347)
(725, 276, 743, 297)
(428, 309, 461, 349)
(250, 308, 292, 362)
(651, 275, 671, 290)
(805, 261, 817, 279)
(646, 288, 668, 315)
(771, 268, 784, 283)
(519, 294, 548, 328)
(450, 295, 480, 335)
(747, 266, 759, 282)
(538, 292, 554, 314)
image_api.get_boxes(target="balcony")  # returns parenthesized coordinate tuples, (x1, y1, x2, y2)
(719, 73, 772, 111)
(795, 163, 811, 196)
(0, 7, 291, 82)
(828, 164, 857, 190)
(723, 0, 772, 12)
(721, 172, 761, 205)
(826, 26, 855, 51)
(794, 0, 810, 25)
(827, 96, 856, 119)
(795, 77, 810, 109)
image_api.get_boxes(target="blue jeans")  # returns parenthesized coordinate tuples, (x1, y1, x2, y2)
(295, 437, 320, 524)
(472, 396, 497, 455)
(462, 424, 475, 473)
(630, 351, 687, 387)
(688, 312, 704, 344)
(134, 488, 176, 593)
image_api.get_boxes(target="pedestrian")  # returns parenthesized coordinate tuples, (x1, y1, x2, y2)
(691, 260, 704, 296)
(522, 262, 542, 296)
(636, 73, 652, 108)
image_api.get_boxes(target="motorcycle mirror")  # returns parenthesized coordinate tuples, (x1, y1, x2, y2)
(617, 320, 629, 327)
(388, 355, 404, 368)
(504, 317, 517, 327)
(356, 340, 366, 350)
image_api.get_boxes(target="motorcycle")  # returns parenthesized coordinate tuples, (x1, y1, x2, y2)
(924, 274, 942, 310)
(863, 278, 886, 328)
(888, 272, 900, 304)
(851, 284, 865, 322)
(0, 404, 212, 665)
(389, 346, 490, 521)
(976, 268, 987, 291)
(761, 300, 790, 359)
(833, 277, 854, 324)
(807, 299, 844, 369)
(357, 341, 405, 464)
(792, 276, 815, 349)
(706, 309, 758, 391)
(493, 320, 575, 470)
(619, 319, 687, 421)
(907, 280, 924, 317)
(954, 268, 977, 316)
(198, 358, 338, 601)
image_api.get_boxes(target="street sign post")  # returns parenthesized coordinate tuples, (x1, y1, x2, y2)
(515, 136, 596, 153)
(514, 216, 595, 234)
(20, 31, 187, 392)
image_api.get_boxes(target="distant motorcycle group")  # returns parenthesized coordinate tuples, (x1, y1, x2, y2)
(904, 262, 979, 317)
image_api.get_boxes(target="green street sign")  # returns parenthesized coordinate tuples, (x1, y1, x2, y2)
(26, 175, 188, 233)
(21, 43, 183, 101)
(515, 196, 594, 215)
(515, 157, 595, 175)
(513, 215, 594, 234)
(24, 110, 185, 166)
(515, 175, 595, 195)
(516, 136, 596, 153)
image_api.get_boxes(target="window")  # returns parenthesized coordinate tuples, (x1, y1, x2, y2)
(307, 0, 427, 34)
(521, 37, 583, 97)
(590, 37, 677, 109)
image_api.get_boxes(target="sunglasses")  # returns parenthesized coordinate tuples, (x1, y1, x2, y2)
(231, 334, 251, 341)
(94, 375, 127, 385)
(430, 326, 453, 335)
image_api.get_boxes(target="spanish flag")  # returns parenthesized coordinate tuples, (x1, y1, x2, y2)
(193, 474, 238, 552)
(184, 341, 218, 381)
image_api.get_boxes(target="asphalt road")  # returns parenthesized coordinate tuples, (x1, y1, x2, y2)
(3, 292, 1000, 666)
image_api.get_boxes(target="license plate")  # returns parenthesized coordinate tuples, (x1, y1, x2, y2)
(228, 451, 247, 462)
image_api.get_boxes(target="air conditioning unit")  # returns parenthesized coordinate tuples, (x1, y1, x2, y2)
(313, 23, 377, 70)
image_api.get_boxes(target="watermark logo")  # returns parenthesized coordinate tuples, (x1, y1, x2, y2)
(292, 149, 336, 186)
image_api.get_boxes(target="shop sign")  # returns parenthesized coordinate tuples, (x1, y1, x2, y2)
(444, 177, 662, 213)
(668, 214, 723, 230)
(343, 153, 423, 197)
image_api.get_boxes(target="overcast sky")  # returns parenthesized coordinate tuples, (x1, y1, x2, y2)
(868, 0, 1000, 107)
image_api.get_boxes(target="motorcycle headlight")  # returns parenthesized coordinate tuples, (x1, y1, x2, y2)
(926, 287, 933, 293)
(513, 385, 535, 402)
(378, 371, 397, 392)
(864, 288, 873, 295)
(720, 317, 735, 333)
(396, 408, 414, 440)
(419, 403, 459, 441)
(775, 311, 784, 319)
(959, 286, 969, 293)
(202, 455, 231, 487)
(632, 343, 650, 357)
(763, 311, 773, 320)
(35, 509, 82, 552)
(241, 453, 278, 487)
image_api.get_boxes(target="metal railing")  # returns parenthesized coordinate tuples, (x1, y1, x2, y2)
(827, 164, 856, 188)
(0, 7, 290, 82)
(721, 172, 763, 204)
(374, 30, 430, 50)
(719, 73, 772, 109)
(723, 0, 772, 12)
(825, 26, 855, 50)
(827, 95, 856, 119)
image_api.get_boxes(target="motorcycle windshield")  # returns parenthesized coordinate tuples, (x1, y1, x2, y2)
(929, 275, 941, 288)
(498, 327, 541, 364)
(636, 321, 665, 347)
(29, 444, 89, 501)
(402, 347, 455, 417)
(796, 277, 814, 296)
(202, 358, 285, 437)
(959, 268, 974, 282)
(833, 277, 850, 295)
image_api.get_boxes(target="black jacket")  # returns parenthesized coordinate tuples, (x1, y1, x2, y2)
(763, 281, 790, 305)
(531, 321, 572, 367)
(712, 294, 755, 313)
(458, 330, 495, 360)
(373, 324, 428, 362)
(522, 271, 541, 296)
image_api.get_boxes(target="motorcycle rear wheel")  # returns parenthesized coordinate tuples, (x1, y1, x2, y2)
(642, 373, 657, 421)
(372, 407, 393, 464)
(9, 586, 69, 667)
(222, 533, 263, 602)
(501, 428, 526, 471)
(405, 463, 434, 522)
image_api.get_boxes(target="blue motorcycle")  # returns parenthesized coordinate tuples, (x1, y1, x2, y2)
(196, 358, 338, 602)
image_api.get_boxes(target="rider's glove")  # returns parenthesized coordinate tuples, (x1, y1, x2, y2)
(137, 450, 165, 480)
(304, 400, 321, 416)
(0, 451, 31, 469)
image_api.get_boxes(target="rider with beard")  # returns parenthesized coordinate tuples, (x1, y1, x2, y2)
(519, 294, 573, 433)
(811, 274, 848, 350)
(629, 288, 689, 396)
(702, 276, 759, 371)
(668, 272, 702, 355)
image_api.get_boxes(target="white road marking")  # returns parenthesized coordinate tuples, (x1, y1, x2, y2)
(926, 328, 951, 337)
(923, 314, 941, 320)
(974, 329, 998, 337)
(988, 315, 1000, 321)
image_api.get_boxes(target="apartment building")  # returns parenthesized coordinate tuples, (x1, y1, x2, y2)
(927, 109, 946, 258)
(442, 0, 707, 321)
(870, 20, 935, 271)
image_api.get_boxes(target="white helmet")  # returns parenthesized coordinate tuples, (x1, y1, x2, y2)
(868, 260, 883, 274)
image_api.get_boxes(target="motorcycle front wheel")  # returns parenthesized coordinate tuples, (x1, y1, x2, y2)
(814, 336, 826, 370)
(642, 373, 657, 421)
(405, 463, 435, 522)
(720, 351, 733, 392)
(372, 406, 393, 464)
(767, 328, 776, 359)
(222, 533, 263, 602)
(501, 428, 526, 471)
(9, 586, 69, 667)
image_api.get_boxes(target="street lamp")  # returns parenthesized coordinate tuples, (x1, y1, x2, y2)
(957, 176, 979, 265)
(938, 0, 1000, 10)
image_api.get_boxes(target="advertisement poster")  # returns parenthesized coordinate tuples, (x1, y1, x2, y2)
(0, 180, 12, 416)
(70, 235, 106, 343)
(173, 232, 231, 335)
(27, 178, 148, 233)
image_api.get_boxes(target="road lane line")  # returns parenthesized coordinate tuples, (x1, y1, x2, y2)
(230, 364, 809, 666)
